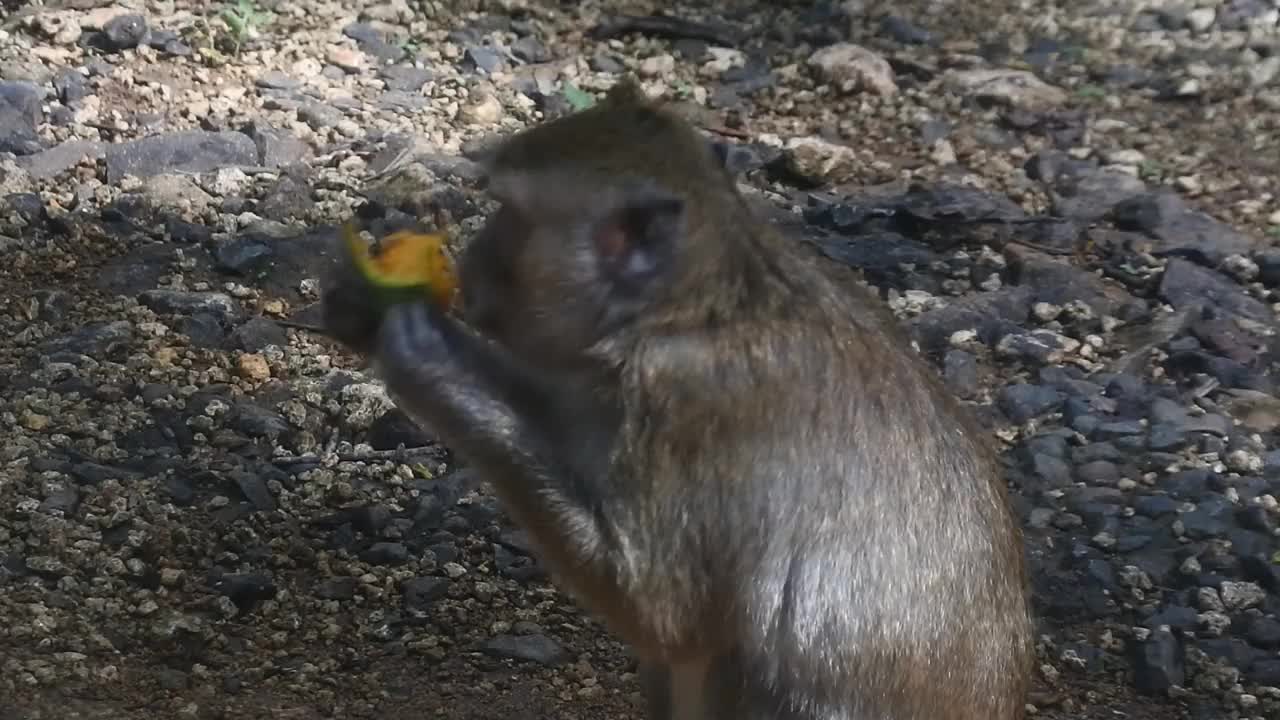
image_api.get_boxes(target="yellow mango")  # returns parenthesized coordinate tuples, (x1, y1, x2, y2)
(341, 222, 458, 311)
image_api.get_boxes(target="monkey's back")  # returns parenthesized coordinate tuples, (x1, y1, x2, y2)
(612, 229, 1033, 720)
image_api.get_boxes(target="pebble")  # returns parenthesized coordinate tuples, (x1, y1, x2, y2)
(807, 43, 898, 96)
(639, 53, 676, 78)
(945, 69, 1067, 111)
(101, 13, 147, 51)
(326, 46, 367, 74)
(458, 91, 503, 125)
(1186, 8, 1217, 32)
(236, 353, 270, 382)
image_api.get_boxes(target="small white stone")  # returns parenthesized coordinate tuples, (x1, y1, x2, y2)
(1185, 8, 1217, 32)
(639, 53, 676, 78)
(807, 43, 898, 96)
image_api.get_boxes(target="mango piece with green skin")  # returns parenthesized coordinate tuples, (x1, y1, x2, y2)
(341, 222, 458, 312)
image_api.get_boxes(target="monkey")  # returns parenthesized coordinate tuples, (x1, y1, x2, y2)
(322, 79, 1034, 720)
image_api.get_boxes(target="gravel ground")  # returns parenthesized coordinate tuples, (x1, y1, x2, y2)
(2, 0, 1280, 718)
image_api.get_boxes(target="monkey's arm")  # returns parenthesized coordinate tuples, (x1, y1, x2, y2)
(372, 302, 594, 522)
(374, 302, 690, 654)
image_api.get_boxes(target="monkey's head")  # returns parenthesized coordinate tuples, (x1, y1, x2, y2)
(459, 80, 740, 369)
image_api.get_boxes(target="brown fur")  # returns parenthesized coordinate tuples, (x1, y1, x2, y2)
(323, 79, 1034, 720)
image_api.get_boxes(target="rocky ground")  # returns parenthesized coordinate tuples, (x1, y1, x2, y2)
(1, 0, 1280, 718)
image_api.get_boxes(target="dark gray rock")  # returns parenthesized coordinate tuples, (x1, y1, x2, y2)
(1144, 604, 1198, 631)
(402, 576, 450, 610)
(0, 80, 44, 155)
(1165, 468, 1215, 499)
(258, 172, 315, 220)
(1247, 617, 1280, 650)
(1181, 498, 1232, 539)
(230, 469, 276, 512)
(38, 486, 81, 515)
(231, 317, 288, 352)
(243, 121, 310, 167)
(942, 349, 980, 398)
(1074, 442, 1124, 465)
(17, 141, 107, 180)
(463, 46, 504, 74)
(255, 71, 302, 91)
(1159, 259, 1273, 325)
(1006, 247, 1135, 318)
(1178, 413, 1232, 437)
(1219, 0, 1274, 30)
(177, 313, 226, 348)
(350, 505, 393, 536)
(343, 22, 404, 63)
(368, 408, 433, 450)
(1076, 460, 1120, 483)
(230, 402, 290, 438)
(1113, 192, 1257, 266)
(1191, 317, 1266, 364)
(998, 330, 1078, 364)
(511, 36, 551, 63)
(316, 577, 359, 601)
(154, 668, 188, 690)
(105, 131, 257, 183)
(213, 572, 277, 612)
(1031, 454, 1072, 488)
(360, 542, 409, 565)
(590, 50, 626, 74)
(1147, 423, 1188, 451)
(379, 90, 429, 113)
(139, 290, 244, 324)
(1250, 659, 1280, 685)
(52, 69, 88, 106)
(298, 103, 342, 130)
(1148, 397, 1188, 424)
(379, 64, 434, 92)
(101, 14, 148, 51)
(1093, 420, 1146, 439)
(999, 384, 1064, 423)
(213, 235, 274, 276)
(482, 633, 568, 666)
(4, 192, 43, 222)
(880, 15, 933, 44)
(1256, 249, 1280, 288)
(1132, 629, 1184, 693)
(1047, 163, 1148, 222)
(1024, 432, 1069, 459)
(145, 29, 191, 57)
(40, 321, 134, 358)
(1198, 637, 1263, 672)
(912, 286, 1033, 353)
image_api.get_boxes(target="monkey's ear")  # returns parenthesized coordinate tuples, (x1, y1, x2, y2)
(486, 169, 682, 289)
(592, 193, 684, 291)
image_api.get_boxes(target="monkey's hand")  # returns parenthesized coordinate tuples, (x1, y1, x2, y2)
(372, 302, 565, 508)
(320, 260, 386, 357)
(375, 302, 457, 374)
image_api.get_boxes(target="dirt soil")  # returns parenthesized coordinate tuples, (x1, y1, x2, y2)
(1, 0, 1279, 719)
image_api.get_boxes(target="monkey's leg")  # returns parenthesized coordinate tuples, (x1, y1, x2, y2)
(700, 652, 850, 720)
(639, 660, 672, 720)
(667, 658, 712, 720)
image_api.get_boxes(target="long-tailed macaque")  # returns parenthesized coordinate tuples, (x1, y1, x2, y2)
(322, 79, 1034, 720)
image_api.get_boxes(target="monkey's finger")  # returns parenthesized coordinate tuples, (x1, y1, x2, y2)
(320, 275, 382, 355)
(378, 302, 451, 369)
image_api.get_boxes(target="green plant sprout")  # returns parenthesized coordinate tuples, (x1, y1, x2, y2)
(220, 0, 271, 57)
(561, 81, 596, 111)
